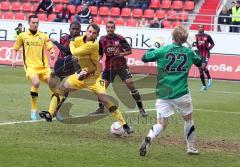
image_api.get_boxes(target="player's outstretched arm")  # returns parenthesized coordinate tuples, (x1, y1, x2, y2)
(142, 48, 160, 63)
(49, 38, 71, 55)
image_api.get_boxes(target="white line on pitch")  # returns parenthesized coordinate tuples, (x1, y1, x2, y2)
(0, 108, 239, 126)
(191, 90, 240, 94)
(125, 108, 240, 115)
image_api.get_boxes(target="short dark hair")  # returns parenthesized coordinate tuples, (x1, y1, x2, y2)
(87, 23, 100, 34)
(107, 21, 115, 27)
(28, 15, 38, 23)
(70, 21, 81, 28)
(18, 23, 23, 27)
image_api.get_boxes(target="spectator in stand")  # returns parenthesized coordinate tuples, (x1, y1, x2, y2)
(149, 18, 160, 28)
(136, 0, 150, 10)
(86, 0, 104, 7)
(112, 0, 127, 11)
(54, 3, 72, 23)
(128, 0, 136, 8)
(35, 0, 53, 19)
(229, 0, 240, 32)
(14, 23, 23, 40)
(218, 6, 231, 32)
(128, 0, 149, 10)
(69, 0, 82, 6)
(139, 18, 149, 27)
(74, 3, 92, 24)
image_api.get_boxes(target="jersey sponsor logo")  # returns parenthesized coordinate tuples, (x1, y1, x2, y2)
(198, 41, 205, 45)
(106, 47, 116, 54)
(0, 47, 23, 62)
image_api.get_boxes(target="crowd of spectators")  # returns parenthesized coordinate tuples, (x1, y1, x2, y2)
(18, 0, 240, 31)
(218, 0, 240, 33)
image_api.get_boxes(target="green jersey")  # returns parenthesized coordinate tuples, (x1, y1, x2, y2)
(142, 43, 202, 99)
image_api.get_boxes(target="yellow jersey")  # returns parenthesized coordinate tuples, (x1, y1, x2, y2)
(13, 30, 53, 69)
(70, 36, 101, 77)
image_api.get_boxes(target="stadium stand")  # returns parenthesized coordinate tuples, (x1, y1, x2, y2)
(172, 1, 183, 10)
(161, 0, 172, 9)
(0, 0, 210, 29)
(132, 8, 143, 18)
(98, 6, 109, 16)
(11, 2, 22, 12)
(0, 1, 10, 11)
(121, 8, 132, 17)
(89, 6, 98, 15)
(93, 16, 102, 24)
(67, 4, 76, 14)
(155, 9, 166, 20)
(143, 9, 154, 19)
(115, 17, 125, 26)
(191, 0, 220, 30)
(15, 13, 25, 20)
(109, 7, 121, 17)
(149, 0, 161, 9)
(126, 18, 138, 27)
(3, 12, 14, 20)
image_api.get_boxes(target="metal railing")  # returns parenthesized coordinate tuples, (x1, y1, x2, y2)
(159, 12, 240, 32)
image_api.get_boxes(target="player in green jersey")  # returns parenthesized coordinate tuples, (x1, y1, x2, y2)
(139, 26, 206, 156)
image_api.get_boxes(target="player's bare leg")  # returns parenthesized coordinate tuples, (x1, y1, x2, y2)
(30, 75, 40, 120)
(124, 78, 148, 117)
(183, 114, 199, 155)
(47, 73, 57, 93)
(39, 79, 73, 122)
(97, 93, 133, 134)
(139, 118, 167, 156)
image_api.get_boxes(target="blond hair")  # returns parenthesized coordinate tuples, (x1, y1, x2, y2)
(172, 26, 188, 45)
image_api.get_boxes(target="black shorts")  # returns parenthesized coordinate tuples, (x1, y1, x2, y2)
(54, 56, 80, 78)
(102, 67, 132, 82)
(201, 57, 209, 64)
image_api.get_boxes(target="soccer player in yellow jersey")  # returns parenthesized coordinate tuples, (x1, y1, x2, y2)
(12, 15, 56, 120)
(39, 23, 133, 134)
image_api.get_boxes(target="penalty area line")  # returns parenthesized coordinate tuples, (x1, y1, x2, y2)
(0, 108, 239, 126)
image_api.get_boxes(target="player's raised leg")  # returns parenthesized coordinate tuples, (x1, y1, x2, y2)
(139, 99, 170, 156)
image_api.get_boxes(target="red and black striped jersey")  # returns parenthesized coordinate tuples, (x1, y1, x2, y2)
(99, 34, 131, 70)
(58, 34, 72, 59)
(195, 33, 215, 58)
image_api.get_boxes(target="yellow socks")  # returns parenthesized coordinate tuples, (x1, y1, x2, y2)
(30, 87, 38, 112)
(111, 110, 126, 126)
(48, 92, 64, 117)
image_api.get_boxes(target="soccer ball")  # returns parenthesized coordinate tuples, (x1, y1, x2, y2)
(110, 121, 125, 136)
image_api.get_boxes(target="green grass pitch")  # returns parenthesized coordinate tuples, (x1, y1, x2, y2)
(0, 65, 240, 167)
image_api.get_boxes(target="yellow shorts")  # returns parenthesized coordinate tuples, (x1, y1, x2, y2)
(25, 66, 51, 82)
(66, 74, 106, 94)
